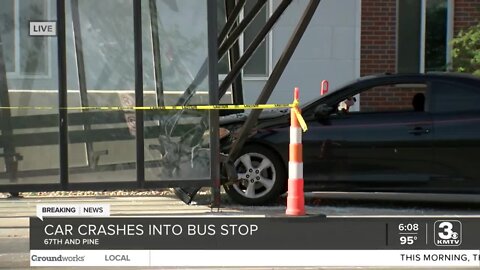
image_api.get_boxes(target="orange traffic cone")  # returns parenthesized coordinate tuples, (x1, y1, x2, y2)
(286, 87, 305, 216)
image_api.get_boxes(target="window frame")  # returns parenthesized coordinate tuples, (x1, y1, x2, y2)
(302, 79, 433, 117)
(396, 0, 454, 73)
(5, 0, 53, 80)
(218, 0, 272, 81)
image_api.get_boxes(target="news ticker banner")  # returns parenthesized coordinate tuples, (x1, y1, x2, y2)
(30, 215, 480, 267)
(36, 204, 110, 220)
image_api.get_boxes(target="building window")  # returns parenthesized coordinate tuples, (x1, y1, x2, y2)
(217, 0, 269, 77)
(0, 0, 50, 77)
(397, 0, 452, 73)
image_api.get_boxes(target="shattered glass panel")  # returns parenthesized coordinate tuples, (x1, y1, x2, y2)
(143, 0, 211, 181)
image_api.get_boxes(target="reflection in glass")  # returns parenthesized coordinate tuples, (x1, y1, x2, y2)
(425, 0, 448, 72)
(67, 0, 136, 183)
(244, 0, 268, 76)
(0, 0, 59, 184)
(397, 0, 422, 73)
(0, 0, 15, 73)
(19, 0, 49, 75)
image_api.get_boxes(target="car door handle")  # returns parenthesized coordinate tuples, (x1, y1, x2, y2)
(408, 127, 430, 135)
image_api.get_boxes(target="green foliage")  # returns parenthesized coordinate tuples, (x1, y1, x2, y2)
(451, 23, 480, 76)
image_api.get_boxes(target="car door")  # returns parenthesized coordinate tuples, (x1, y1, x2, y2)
(302, 117, 350, 182)
(430, 79, 480, 190)
(303, 81, 435, 187)
(332, 110, 434, 184)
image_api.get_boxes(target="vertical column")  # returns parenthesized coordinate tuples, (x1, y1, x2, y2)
(133, 0, 144, 187)
(207, 0, 220, 206)
(57, 0, 69, 189)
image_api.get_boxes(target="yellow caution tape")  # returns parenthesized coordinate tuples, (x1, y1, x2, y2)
(0, 102, 308, 132)
(0, 104, 293, 111)
(291, 99, 308, 132)
(293, 108, 308, 132)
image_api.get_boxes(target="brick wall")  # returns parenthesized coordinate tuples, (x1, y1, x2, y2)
(361, 86, 427, 112)
(360, 0, 397, 110)
(360, 0, 397, 76)
(454, 0, 480, 35)
(360, 0, 479, 111)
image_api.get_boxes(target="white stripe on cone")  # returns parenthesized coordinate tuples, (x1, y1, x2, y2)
(288, 162, 303, 179)
(289, 127, 302, 144)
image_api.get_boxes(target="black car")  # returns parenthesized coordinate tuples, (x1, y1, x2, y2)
(220, 73, 480, 205)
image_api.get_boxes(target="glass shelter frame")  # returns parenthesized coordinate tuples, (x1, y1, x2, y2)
(0, 0, 321, 200)
(0, 0, 219, 192)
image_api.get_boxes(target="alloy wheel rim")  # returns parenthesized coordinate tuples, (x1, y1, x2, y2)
(233, 152, 276, 199)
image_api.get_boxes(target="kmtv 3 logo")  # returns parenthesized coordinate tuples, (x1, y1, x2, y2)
(434, 220, 462, 246)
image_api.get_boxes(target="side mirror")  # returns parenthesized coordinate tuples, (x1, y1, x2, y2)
(314, 104, 333, 120)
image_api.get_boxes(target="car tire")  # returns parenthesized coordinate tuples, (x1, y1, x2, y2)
(224, 144, 286, 205)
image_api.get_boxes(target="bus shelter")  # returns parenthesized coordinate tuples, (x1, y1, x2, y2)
(0, 0, 320, 201)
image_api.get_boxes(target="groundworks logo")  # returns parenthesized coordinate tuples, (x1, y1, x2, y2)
(31, 254, 85, 262)
(434, 220, 462, 246)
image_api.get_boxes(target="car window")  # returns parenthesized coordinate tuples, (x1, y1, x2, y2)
(354, 83, 428, 113)
(431, 81, 480, 113)
(303, 80, 430, 118)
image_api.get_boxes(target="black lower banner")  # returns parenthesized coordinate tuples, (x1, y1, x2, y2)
(29, 216, 480, 267)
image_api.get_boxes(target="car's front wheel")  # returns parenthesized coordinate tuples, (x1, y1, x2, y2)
(224, 145, 286, 205)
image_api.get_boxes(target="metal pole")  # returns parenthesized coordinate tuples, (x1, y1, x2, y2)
(218, 0, 246, 46)
(207, 0, 221, 207)
(218, 0, 292, 98)
(133, 0, 145, 187)
(71, 0, 95, 168)
(225, 0, 244, 106)
(149, 0, 165, 106)
(0, 28, 17, 182)
(227, 0, 321, 162)
(57, 0, 69, 189)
